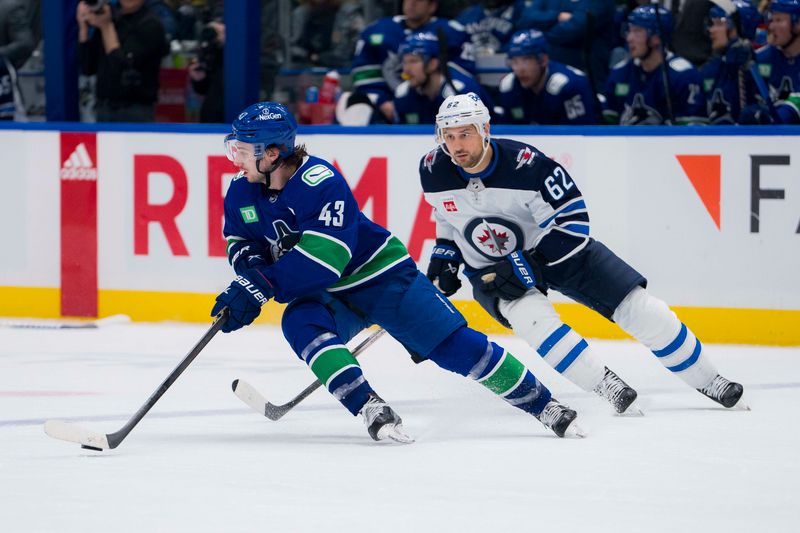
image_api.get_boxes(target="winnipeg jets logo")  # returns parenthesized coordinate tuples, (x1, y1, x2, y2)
(515, 147, 535, 170)
(464, 217, 524, 259)
(477, 227, 510, 253)
(265, 219, 300, 262)
(424, 149, 437, 172)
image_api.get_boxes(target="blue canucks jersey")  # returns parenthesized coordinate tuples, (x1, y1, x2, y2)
(419, 138, 590, 271)
(394, 67, 497, 124)
(456, 1, 529, 54)
(699, 42, 761, 124)
(498, 60, 597, 124)
(223, 156, 412, 303)
(603, 54, 707, 125)
(351, 16, 475, 108)
(754, 44, 800, 101)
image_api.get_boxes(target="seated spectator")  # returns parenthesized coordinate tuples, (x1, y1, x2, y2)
(700, 0, 764, 124)
(754, 0, 800, 106)
(394, 31, 496, 123)
(0, 0, 35, 69)
(456, 0, 527, 55)
(290, 0, 365, 68)
(498, 29, 597, 124)
(77, 0, 169, 122)
(351, 0, 475, 122)
(602, 5, 707, 125)
(0, 55, 23, 120)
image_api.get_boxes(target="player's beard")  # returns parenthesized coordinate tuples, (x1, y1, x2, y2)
(454, 149, 482, 169)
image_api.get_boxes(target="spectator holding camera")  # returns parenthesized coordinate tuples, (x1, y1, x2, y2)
(188, 20, 224, 123)
(77, 0, 169, 122)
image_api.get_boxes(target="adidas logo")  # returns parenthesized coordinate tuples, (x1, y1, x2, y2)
(60, 143, 97, 181)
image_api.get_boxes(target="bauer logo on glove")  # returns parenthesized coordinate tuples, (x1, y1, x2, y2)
(234, 275, 270, 305)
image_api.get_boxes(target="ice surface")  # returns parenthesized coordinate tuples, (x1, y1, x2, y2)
(1, 321, 798, 532)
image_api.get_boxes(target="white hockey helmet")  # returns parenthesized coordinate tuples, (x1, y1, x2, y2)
(435, 92, 492, 145)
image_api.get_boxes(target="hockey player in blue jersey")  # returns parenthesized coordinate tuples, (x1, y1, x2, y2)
(421, 93, 746, 414)
(456, 0, 526, 55)
(498, 29, 597, 125)
(752, 0, 800, 123)
(210, 101, 584, 442)
(394, 32, 496, 124)
(350, 0, 474, 122)
(603, 5, 707, 125)
(700, 1, 763, 124)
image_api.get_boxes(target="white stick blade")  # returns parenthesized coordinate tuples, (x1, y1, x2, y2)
(44, 420, 110, 450)
(232, 380, 268, 414)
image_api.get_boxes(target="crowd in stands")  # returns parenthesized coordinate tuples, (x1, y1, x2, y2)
(1, 0, 799, 125)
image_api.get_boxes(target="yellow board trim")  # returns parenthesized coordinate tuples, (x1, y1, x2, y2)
(1, 287, 798, 346)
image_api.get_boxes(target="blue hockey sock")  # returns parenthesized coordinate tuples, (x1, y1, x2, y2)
(428, 327, 551, 415)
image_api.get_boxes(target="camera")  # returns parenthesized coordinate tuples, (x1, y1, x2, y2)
(196, 24, 222, 73)
(84, 0, 108, 14)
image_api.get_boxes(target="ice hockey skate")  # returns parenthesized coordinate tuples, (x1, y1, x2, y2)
(593, 367, 644, 415)
(535, 399, 585, 438)
(697, 374, 749, 409)
(359, 393, 415, 444)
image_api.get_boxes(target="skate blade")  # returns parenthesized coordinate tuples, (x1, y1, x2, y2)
(731, 392, 751, 411)
(618, 399, 645, 417)
(563, 421, 587, 439)
(377, 423, 415, 444)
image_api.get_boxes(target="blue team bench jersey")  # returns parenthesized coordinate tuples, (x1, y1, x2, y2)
(223, 156, 412, 303)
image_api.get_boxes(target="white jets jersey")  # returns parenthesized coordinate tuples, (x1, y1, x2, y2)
(419, 138, 590, 273)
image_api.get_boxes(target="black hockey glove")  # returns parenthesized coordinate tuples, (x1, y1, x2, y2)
(479, 250, 544, 301)
(426, 238, 462, 297)
(228, 240, 269, 276)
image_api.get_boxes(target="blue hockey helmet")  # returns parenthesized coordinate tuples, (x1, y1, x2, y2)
(770, 0, 800, 24)
(627, 5, 674, 44)
(225, 101, 297, 161)
(709, 0, 762, 41)
(398, 32, 440, 63)
(506, 29, 548, 58)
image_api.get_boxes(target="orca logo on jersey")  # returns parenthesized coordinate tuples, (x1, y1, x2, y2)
(464, 217, 525, 260)
(265, 219, 300, 262)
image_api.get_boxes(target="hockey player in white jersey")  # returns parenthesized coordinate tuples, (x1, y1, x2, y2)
(419, 92, 746, 412)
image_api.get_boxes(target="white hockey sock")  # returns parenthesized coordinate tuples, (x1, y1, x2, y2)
(499, 292, 605, 392)
(613, 287, 716, 389)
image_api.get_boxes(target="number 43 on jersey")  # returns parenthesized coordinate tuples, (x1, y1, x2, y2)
(319, 200, 345, 227)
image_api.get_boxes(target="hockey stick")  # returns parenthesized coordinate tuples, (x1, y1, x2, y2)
(43, 308, 229, 451)
(232, 327, 387, 421)
(582, 10, 604, 119)
(652, 0, 674, 124)
(437, 27, 459, 95)
(0, 314, 131, 330)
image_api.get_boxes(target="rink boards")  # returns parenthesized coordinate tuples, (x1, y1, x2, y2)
(0, 124, 797, 345)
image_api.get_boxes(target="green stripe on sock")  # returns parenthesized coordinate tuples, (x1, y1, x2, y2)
(309, 346, 359, 387)
(479, 352, 525, 396)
